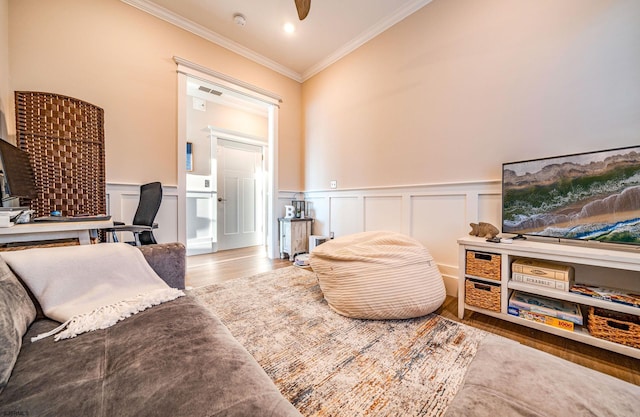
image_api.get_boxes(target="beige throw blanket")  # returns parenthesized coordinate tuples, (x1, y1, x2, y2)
(1, 243, 184, 341)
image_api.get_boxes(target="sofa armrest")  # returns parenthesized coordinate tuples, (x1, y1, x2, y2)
(138, 243, 186, 289)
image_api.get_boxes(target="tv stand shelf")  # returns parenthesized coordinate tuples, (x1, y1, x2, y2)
(458, 236, 640, 359)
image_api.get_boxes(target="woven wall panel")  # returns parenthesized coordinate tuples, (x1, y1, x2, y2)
(15, 91, 106, 218)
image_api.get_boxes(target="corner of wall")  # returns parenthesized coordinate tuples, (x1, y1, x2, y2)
(0, 0, 15, 142)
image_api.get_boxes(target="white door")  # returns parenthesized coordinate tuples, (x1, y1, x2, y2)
(217, 139, 264, 250)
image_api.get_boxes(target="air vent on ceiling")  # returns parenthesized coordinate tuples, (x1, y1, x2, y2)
(198, 86, 222, 96)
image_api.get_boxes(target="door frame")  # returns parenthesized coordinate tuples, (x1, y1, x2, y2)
(175, 57, 281, 259)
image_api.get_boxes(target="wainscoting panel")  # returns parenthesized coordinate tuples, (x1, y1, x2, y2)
(305, 196, 329, 236)
(479, 193, 502, 230)
(329, 196, 362, 237)
(364, 196, 404, 233)
(410, 194, 468, 295)
(305, 180, 502, 295)
(410, 194, 467, 269)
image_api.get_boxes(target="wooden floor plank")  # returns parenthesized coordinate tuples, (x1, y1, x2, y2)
(186, 245, 291, 287)
(186, 247, 640, 385)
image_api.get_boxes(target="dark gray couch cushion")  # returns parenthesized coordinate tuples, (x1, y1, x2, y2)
(139, 242, 186, 289)
(444, 334, 640, 417)
(0, 258, 36, 394)
(0, 295, 302, 417)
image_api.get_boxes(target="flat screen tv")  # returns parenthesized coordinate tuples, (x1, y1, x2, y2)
(0, 138, 38, 200)
(502, 145, 640, 246)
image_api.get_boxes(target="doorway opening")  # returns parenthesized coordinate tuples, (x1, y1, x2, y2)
(215, 134, 266, 252)
(175, 57, 281, 259)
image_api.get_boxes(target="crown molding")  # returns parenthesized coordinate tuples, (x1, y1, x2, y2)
(121, 0, 303, 82)
(122, 0, 432, 84)
(301, 0, 433, 81)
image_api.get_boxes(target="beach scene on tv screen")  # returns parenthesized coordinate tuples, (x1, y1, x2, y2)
(503, 146, 640, 244)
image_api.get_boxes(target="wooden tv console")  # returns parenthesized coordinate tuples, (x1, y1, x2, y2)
(458, 236, 640, 359)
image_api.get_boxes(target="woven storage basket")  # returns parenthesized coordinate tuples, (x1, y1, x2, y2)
(587, 306, 640, 349)
(466, 250, 501, 280)
(465, 278, 501, 312)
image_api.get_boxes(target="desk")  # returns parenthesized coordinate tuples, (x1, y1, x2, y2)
(0, 220, 114, 245)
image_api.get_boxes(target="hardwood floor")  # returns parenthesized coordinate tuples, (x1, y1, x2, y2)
(186, 245, 291, 288)
(186, 247, 640, 385)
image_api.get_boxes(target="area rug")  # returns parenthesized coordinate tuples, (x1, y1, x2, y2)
(189, 266, 488, 417)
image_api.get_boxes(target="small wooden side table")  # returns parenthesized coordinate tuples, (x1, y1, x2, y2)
(278, 217, 313, 261)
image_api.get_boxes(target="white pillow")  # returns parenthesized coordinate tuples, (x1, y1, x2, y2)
(1, 243, 184, 341)
(310, 231, 446, 320)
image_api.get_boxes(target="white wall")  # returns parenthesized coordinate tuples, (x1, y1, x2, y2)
(8, 0, 303, 190)
(0, 0, 12, 142)
(302, 0, 640, 191)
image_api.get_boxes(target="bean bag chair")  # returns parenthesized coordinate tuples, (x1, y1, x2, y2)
(309, 231, 446, 319)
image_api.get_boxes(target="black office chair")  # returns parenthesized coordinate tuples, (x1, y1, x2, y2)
(106, 182, 162, 246)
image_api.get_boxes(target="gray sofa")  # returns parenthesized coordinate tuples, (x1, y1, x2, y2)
(0, 243, 302, 417)
(445, 334, 640, 417)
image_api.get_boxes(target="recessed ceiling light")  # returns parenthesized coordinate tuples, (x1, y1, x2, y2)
(283, 22, 295, 33)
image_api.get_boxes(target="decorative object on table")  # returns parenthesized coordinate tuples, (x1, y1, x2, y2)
(310, 231, 446, 319)
(469, 222, 499, 239)
(291, 200, 306, 218)
(284, 205, 295, 219)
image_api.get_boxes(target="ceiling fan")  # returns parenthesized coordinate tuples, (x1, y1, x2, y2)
(294, 0, 311, 20)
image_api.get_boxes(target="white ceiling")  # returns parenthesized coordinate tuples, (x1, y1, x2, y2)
(122, 0, 432, 82)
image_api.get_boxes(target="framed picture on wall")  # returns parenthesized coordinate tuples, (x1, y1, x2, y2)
(186, 142, 193, 171)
